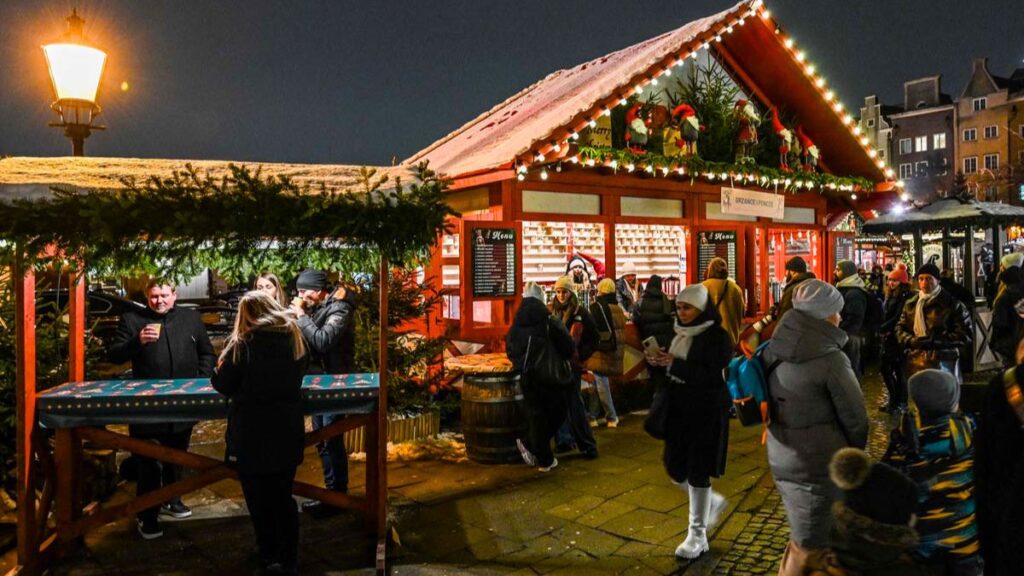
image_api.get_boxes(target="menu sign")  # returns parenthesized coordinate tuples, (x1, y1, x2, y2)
(472, 227, 517, 298)
(834, 236, 854, 263)
(698, 230, 738, 280)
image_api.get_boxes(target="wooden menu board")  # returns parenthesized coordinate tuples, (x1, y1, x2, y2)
(471, 227, 517, 298)
(834, 235, 854, 264)
(697, 230, 738, 280)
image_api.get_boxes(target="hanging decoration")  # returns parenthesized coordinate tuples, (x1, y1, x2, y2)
(770, 108, 794, 173)
(670, 104, 703, 157)
(796, 125, 820, 173)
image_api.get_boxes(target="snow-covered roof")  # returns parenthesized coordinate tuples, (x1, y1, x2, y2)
(862, 197, 1024, 234)
(0, 156, 413, 199)
(407, 0, 887, 186)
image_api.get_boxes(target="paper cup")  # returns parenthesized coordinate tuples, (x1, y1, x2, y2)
(147, 323, 162, 337)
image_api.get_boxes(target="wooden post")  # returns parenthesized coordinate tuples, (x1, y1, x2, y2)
(913, 228, 924, 270)
(942, 227, 952, 271)
(68, 271, 86, 382)
(15, 251, 39, 573)
(964, 228, 976, 296)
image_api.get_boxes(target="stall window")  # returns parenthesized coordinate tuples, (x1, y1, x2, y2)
(768, 229, 820, 304)
(522, 220, 605, 295)
(615, 224, 687, 293)
(441, 230, 460, 319)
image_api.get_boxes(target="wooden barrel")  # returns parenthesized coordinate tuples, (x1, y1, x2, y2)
(461, 372, 525, 464)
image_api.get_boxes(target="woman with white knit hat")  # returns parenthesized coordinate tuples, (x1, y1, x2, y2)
(646, 283, 734, 560)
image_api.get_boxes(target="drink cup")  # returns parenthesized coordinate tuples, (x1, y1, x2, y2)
(291, 297, 305, 309)
(147, 323, 162, 338)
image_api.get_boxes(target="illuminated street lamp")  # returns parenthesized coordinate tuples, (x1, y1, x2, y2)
(42, 9, 107, 156)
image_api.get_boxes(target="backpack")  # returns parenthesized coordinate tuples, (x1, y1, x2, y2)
(863, 291, 884, 334)
(726, 342, 781, 427)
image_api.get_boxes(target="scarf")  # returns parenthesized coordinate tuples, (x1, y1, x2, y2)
(668, 319, 715, 361)
(914, 286, 942, 337)
(549, 292, 580, 326)
(836, 274, 867, 290)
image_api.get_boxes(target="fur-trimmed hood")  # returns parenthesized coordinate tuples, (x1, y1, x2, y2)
(832, 501, 919, 551)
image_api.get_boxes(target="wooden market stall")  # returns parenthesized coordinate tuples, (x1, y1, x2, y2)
(0, 157, 451, 574)
(407, 0, 898, 352)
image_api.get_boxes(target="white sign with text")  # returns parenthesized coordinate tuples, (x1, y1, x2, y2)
(720, 187, 785, 220)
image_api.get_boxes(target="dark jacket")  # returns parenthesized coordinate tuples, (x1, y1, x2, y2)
(940, 277, 976, 312)
(505, 297, 574, 374)
(298, 288, 357, 374)
(975, 366, 1024, 575)
(550, 300, 599, 371)
(989, 267, 1024, 363)
(633, 275, 676, 349)
(211, 330, 309, 474)
(615, 277, 640, 317)
(881, 287, 913, 352)
(108, 305, 216, 435)
(662, 316, 734, 481)
(895, 288, 973, 363)
(836, 284, 868, 336)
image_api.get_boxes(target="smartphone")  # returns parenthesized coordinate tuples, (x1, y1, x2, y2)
(642, 336, 662, 356)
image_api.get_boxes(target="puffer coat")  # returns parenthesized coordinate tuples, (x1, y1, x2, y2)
(633, 275, 676, 349)
(762, 309, 868, 549)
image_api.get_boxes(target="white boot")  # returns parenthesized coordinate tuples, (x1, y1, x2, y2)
(675, 485, 712, 559)
(707, 489, 726, 530)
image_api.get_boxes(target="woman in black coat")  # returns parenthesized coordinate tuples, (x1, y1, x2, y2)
(506, 282, 575, 471)
(647, 283, 733, 560)
(212, 291, 309, 575)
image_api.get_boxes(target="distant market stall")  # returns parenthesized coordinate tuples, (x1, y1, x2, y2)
(408, 0, 898, 358)
(0, 156, 451, 574)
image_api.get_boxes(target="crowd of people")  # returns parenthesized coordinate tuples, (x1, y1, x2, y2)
(109, 269, 357, 576)
(505, 252, 1024, 576)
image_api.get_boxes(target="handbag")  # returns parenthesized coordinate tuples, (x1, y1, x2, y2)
(591, 301, 617, 353)
(644, 383, 670, 440)
(522, 325, 574, 390)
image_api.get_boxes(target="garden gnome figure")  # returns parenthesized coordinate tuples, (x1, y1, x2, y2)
(672, 103, 703, 156)
(772, 107, 794, 172)
(796, 126, 820, 172)
(734, 99, 760, 163)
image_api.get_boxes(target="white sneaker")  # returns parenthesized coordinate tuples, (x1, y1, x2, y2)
(515, 438, 537, 467)
(606, 418, 619, 428)
(538, 458, 558, 472)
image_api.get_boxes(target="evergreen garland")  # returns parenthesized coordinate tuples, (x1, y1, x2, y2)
(0, 162, 455, 282)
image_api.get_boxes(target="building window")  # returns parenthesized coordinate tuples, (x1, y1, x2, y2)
(984, 154, 999, 171)
(915, 161, 930, 176)
(867, 119, 875, 128)
(899, 163, 913, 179)
(985, 186, 996, 201)
(963, 128, 977, 142)
(933, 133, 946, 149)
(1020, 184, 1024, 202)
(964, 156, 978, 174)
(899, 138, 912, 155)
(914, 136, 928, 152)
(879, 150, 885, 159)
(973, 97, 987, 111)
(984, 125, 998, 139)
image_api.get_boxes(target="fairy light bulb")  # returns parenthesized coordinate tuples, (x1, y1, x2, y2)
(805, 64, 816, 76)
(536, 153, 545, 162)
(876, 159, 886, 169)
(586, 158, 596, 167)
(570, 131, 579, 140)
(651, 77, 659, 86)
(833, 102, 844, 113)
(885, 168, 895, 178)
(714, 35, 722, 42)
(569, 156, 579, 164)
(619, 98, 628, 107)
(859, 136, 870, 146)
(815, 77, 826, 88)
(610, 159, 618, 169)
(795, 51, 806, 63)
(517, 173, 525, 181)
(540, 169, 549, 180)
(900, 192, 910, 201)
(626, 163, 635, 172)
(824, 90, 834, 101)
(552, 142, 561, 152)
(702, 42, 710, 51)
(852, 126, 862, 136)
(589, 119, 597, 128)
(784, 38, 795, 49)
(842, 114, 853, 125)
(645, 165, 654, 173)
(850, 193, 858, 200)
(867, 149, 877, 158)
(634, 85, 643, 95)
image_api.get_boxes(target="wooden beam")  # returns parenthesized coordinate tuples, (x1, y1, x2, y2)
(303, 415, 372, 447)
(68, 271, 85, 383)
(15, 251, 38, 573)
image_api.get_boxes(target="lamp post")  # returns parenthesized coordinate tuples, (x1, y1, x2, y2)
(42, 9, 107, 156)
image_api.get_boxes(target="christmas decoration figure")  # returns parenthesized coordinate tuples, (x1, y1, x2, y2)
(771, 108, 794, 172)
(625, 103, 649, 153)
(796, 126, 820, 172)
(733, 99, 760, 164)
(671, 103, 703, 156)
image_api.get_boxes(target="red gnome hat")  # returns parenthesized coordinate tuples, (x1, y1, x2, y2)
(672, 103, 696, 119)
(771, 107, 786, 135)
(735, 99, 748, 109)
(796, 125, 815, 149)
(625, 103, 642, 143)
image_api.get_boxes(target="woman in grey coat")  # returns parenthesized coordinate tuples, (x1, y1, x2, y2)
(762, 279, 868, 576)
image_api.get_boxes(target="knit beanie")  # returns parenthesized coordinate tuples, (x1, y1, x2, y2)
(908, 368, 960, 418)
(676, 283, 709, 311)
(836, 260, 857, 279)
(916, 263, 941, 279)
(619, 261, 637, 277)
(888, 266, 911, 285)
(785, 256, 808, 274)
(566, 255, 587, 273)
(829, 447, 919, 526)
(522, 282, 545, 301)
(597, 278, 616, 295)
(792, 279, 844, 319)
(1001, 252, 1024, 269)
(554, 275, 575, 292)
(296, 269, 329, 291)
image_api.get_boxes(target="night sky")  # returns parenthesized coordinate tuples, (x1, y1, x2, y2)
(1, 1, 1021, 166)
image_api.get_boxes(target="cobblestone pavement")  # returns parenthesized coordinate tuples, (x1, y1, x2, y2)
(3, 369, 899, 575)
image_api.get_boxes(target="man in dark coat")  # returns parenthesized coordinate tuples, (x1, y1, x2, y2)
(291, 269, 358, 516)
(108, 280, 216, 539)
(833, 260, 868, 379)
(895, 263, 973, 380)
(771, 257, 816, 320)
(989, 255, 1024, 366)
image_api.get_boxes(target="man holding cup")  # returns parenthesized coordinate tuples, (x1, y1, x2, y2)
(291, 269, 358, 517)
(108, 280, 216, 539)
